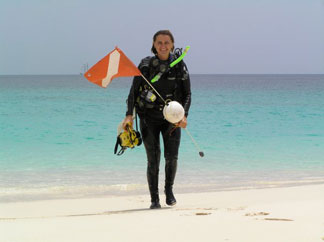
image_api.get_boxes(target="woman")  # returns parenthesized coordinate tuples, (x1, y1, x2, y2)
(122, 30, 191, 209)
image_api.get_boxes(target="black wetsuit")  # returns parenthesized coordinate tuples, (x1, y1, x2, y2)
(126, 54, 191, 204)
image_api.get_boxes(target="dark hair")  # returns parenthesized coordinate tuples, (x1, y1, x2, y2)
(151, 30, 175, 54)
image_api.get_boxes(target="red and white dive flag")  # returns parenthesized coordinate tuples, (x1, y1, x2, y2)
(84, 47, 141, 88)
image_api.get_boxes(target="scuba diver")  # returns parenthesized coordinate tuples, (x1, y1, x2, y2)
(122, 30, 191, 209)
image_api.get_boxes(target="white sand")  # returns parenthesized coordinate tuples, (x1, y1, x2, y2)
(1, 184, 324, 242)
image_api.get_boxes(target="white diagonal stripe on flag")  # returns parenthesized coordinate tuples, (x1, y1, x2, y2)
(102, 50, 120, 87)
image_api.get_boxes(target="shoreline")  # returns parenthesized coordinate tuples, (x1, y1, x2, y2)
(1, 184, 323, 242)
(1, 176, 324, 203)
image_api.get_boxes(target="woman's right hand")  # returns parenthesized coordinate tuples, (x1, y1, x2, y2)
(122, 115, 133, 131)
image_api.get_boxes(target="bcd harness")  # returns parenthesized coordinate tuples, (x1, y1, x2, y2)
(136, 47, 190, 112)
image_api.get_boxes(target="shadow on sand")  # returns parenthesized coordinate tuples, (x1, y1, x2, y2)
(0, 207, 173, 221)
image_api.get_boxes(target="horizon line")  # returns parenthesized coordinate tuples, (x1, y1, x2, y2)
(1, 73, 324, 76)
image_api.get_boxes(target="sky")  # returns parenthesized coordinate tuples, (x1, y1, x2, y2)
(0, 0, 323, 75)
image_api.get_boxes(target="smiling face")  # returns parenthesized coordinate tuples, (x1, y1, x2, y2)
(153, 34, 174, 60)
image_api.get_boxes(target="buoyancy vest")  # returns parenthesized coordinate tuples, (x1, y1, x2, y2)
(135, 54, 189, 119)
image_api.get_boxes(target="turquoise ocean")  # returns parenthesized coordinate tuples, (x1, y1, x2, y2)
(1, 74, 324, 202)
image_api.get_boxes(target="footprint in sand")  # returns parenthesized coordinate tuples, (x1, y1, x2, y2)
(264, 218, 293, 222)
(245, 212, 293, 221)
(245, 212, 270, 216)
(195, 212, 211, 216)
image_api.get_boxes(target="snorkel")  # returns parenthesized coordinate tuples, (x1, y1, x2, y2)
(151, 46, 190, 83)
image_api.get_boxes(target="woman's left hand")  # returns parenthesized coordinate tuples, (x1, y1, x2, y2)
(177, 116, 187, 128)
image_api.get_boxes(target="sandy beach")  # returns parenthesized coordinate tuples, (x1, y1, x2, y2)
(1, 184, 323, 242)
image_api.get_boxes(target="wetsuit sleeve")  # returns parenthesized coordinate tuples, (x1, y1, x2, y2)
(126, 75, 142, 116)
(182, 62, 191, 117)
(126, 57, 150, 116)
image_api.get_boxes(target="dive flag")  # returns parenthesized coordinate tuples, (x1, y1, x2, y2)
(84, 47, 141, 88)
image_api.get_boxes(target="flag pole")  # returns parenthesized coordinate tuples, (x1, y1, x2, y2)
(140, 74, 167, 104)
